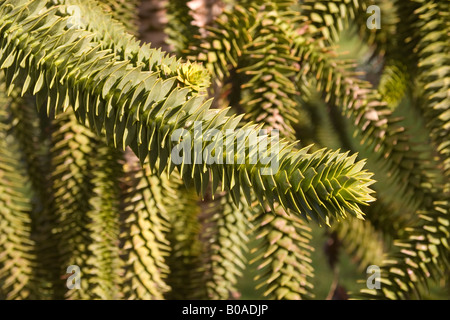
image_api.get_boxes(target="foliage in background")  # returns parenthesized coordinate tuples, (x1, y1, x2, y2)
(0, 0, 448, 300)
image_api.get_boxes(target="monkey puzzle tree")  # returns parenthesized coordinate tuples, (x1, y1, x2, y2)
(0, 0, 448, 300)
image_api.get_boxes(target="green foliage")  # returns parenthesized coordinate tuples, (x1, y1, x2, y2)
(200, 194, 252, 299)
(98, 0, 140, 34)
(0, 0, 375, 224)
(250, 207, 314, 299)
(412, 0, 450, 179)
(0, 0, 448, 300)
(0, 86, 38, 299)
(49, 111, 103, 299)
(165, 0, 200, 56)
(120, 153, 171, 299)
(164, 182, 204, 300)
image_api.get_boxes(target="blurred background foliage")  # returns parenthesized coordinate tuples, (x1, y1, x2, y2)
(0, 0, 448, 300)
(140, 0, 450, 299)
